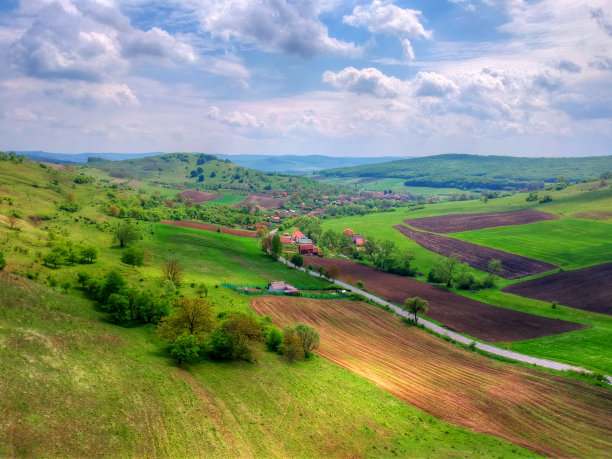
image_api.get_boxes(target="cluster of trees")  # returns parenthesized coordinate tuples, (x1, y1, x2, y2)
(0, 151, 25, 163)
(80, 271, 173, 324)
(156, 297, 320, 366)
(428, 256, 501, 290)
(43, 240, 98, 268)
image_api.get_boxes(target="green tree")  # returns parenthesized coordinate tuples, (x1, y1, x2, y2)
(48, 276, 58, 291)
(281, 330, 304, 363)
(114, 220, 141, 248)
(170, 333, 200, 366)
(61, 281, 71, 294)
(485, 259, 502, 287)
(266, 326, 284, 352)
(80, 245, 99, 263)
(404, 297, 428, 323)
(77, 272, 91, 288)
(121, 246, 144, 266)
(210, 313, 264, 362)
(270, 234, 282, 260)
(290, 253, 303, 268)
(102, 270, 126, 299)
(356, 280, 364, 289)
(0, 250, 5, 271)
(428, 255, 460, 287)
(106, 293, 130, 324)
(157, 297, 216, 343)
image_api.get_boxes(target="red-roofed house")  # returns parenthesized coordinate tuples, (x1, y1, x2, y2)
(292, 230, 303, 239)
(280, 237, 292, 244)
(299, 244, 314, 255)
(353, 236, 366, 246)
(343, 228, 355, 236)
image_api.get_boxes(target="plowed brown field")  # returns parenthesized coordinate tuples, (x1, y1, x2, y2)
(304, 257, 585, 342)
(503, 263, 612, 315)
(176, 190, 222, 202)
(251, 296, 612, 458)
(232, 192, 285, 209)
(393, 225, 557, 279)
(404, 210, 559, 234)
(161, 220, 257, 238)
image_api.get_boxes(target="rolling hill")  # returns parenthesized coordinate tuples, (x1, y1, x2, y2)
(320, 154, 612, 190)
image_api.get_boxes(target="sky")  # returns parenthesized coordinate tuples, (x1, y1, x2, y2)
(0, 0, 611, 157)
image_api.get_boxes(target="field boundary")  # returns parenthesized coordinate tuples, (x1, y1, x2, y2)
(278, 256, 612, 385)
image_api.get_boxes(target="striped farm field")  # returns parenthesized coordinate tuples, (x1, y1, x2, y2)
(450, 218, 612, 269)
(251, 296, 612, 458)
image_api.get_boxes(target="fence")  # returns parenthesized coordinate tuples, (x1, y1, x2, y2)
(222, 283, 345, 300)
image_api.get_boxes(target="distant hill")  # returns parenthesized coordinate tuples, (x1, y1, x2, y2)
(320, 154, 612, 190)
(216, 154, 410, 173)
(15, 151, 163, 163)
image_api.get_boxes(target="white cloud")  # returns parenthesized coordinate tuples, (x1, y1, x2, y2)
(207, 105, 261, 128)
(412, 72, 458, 98)
(343, 1, 431, 39)
(401, 39, 415, 61)
(193, 0, 360, 58)
(322, 67, 407, 98)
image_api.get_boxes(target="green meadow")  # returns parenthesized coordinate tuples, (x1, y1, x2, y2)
(451, 219, 612, 269)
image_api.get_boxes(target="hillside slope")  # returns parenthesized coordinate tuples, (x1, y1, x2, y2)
(320, 154, 612, 190)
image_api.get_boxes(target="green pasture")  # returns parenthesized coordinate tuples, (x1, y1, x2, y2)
(315, 176, 467, 196)
(0, 258, 534, 458)
(451, 219, 612, 269)
(213, 194, 247, 205)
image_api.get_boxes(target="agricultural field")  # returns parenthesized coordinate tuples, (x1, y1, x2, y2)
(161, 220, 257, 238)
(212, 194, 247, 205)
(303, 257, 585, 342)
(251, 296, 612, 458)
(502, 263, 612, 315)
(232, 192, 287, 209)
(393, 225, 558, 279)
(403, 209, 560, 233)
(450, 218, 612, 270)
(312, 175, 466, 197)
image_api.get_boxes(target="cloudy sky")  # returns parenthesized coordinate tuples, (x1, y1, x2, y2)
(1, 0, 611, 157)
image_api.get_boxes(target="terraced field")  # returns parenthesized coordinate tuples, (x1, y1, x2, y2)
(251, 296, 612, 458)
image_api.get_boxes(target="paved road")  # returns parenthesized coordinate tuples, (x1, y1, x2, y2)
(279, 256, 612, 385)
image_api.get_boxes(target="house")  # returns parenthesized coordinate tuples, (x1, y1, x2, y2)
(292, 230, 312, 245)
(352, 235, 366, 247)
(298, 244, 319, 255)
(280, 237, 292, 244)
(343, 228, 355, 237)
(268, 281, 298, 295)
(292, 230, 303, 239)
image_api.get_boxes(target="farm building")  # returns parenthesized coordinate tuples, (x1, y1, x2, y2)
(299, 245, 319, 256)
(292, 230, 312, 245)
(268, 281, 298, 295)
(344, 228, 355, 236)
(280, 237, 292, 244)
(352, 235, 366, 246)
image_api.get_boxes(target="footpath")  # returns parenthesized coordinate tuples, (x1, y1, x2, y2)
(279, 256, 612, 386)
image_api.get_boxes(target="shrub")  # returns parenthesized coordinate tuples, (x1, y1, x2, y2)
(290, 253, 303, 268)
(356, 280, 364, 289)
(121, 246, 144, 266)
(266, 326, 284, 352)
(0, 250, 5, 271)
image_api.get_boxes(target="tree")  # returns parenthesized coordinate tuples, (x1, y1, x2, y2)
(80, 245, 99, 263)
(326, 264, 341, 282)
(0, 250, 5, 270)
(266, 326, 284, 352)
(428, 255, 460, 287)
(114, 220, 141, 248)
(102, 270, 126, 299)
(170, 333, 200, 366)
(485, 259, 502, 287)
(48, 276, 58, 291)
(121, 247, 144, 266)
(8, 213, 18, 229)
(282, 330, 304, 363)
(317, 265, 325, 277)
(61, 281, 71, 294)
(106, 293, 130, 324)
(77, 272, 91, 288)
(293, 323, 320, 358)
(404, 297, 428, 323)
(163, 259, 184, 285)
(210, 313, 264, 361)
(157, 297, 216, 343)
(290, 253, 303, 268)
(270, 234, 282, 260)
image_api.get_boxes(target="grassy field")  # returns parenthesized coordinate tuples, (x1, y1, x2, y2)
(213, 194, 247, 205)
(1, 274, 540, 457)
(450, 219, 612, 269)
(313, 176, 466, 197)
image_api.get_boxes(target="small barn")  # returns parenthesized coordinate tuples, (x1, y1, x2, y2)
(268, 281, 298, 295)
(299, 244, 318, 255)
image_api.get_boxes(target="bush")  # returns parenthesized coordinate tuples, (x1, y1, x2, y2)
(266, 326, 284, 352)
(290, 253, 303, 268)
(121, 246, 144, 266)
(356, 280, 364, 289)
(0, 250, 5, 271)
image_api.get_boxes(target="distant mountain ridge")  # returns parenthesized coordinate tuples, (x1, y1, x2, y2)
(320, 153, 612, 190)
(14, 151, 410, 173)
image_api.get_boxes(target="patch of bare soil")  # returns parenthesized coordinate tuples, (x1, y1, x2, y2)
(393, 225, 557, 279)
(251, 296, 612, 458)
(503, 263, 612, 315)
(176, 190, 222, 203)
(232, 192, 285, 209)
(161, 220, 257, 238)
(304, 256, 585, 342)
(403, 209, 560, 234)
